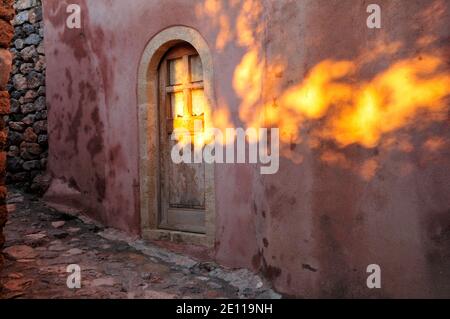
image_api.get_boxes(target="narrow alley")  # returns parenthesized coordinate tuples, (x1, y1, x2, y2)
(1, 0, 449, 300)
(0, 189, 281, 299)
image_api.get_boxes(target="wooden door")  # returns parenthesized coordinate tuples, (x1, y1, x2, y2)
(158, 44, 206, 234)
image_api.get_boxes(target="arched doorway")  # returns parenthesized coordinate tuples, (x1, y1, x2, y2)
(158, 43, 207, 234)
(137, 27, 216, 246)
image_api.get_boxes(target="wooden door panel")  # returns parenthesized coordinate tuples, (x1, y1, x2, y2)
(158, 43, 206, 234)
(168, 140, 205, 209)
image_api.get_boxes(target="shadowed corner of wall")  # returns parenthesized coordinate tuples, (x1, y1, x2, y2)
(41, 176, 84, 216)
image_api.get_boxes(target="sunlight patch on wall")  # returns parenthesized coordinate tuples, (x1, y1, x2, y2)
(193, 0, 450, 179)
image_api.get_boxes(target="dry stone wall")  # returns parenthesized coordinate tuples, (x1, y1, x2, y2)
(0, 0, 14, 270)
(6, 0, 47, 193)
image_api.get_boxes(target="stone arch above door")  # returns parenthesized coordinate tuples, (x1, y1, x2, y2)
(137, 26, 216, 247)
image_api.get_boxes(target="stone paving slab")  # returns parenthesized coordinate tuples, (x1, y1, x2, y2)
(0, 188, 281, 299)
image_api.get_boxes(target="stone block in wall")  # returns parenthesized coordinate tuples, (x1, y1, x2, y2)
(0, 48, 12, 89)
(0, 129, 6, 150)
(0, 90, 10, 114)
(14, 0, 36, 11)
(0, 18, 14, 48)
(0, 0, 15, 21)
(19, 45, 38, 61)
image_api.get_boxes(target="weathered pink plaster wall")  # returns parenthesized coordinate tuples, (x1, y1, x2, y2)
(42, 0, 450, 298)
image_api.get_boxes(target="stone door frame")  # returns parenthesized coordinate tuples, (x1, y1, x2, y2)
(137, 26, 216, 247)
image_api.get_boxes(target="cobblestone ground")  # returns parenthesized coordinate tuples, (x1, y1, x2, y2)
(0, 188, 281, 299)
